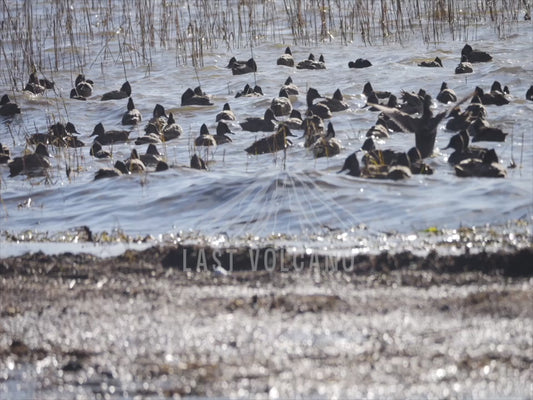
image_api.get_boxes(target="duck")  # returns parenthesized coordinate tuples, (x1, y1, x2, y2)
(526, 85, 533, 101)
(385, 154, 414, 180)
(47, 122, 84, 148)
(135, 122, 162, 145)
(101, 81, 131, 101)
(39, 76, 55, 90)
(27, 132, 51, 145)
(474, 86, 509, 106)
(49, 121, 79, 137)
(405, 147, 433, 175)
(348, 58, 372, 68)
(0, 94, 21, 116)
(240, 108, 277, 132)
(296, 53, 326, 70)
(24, 73, 45, 94)
(226, 56, 244, 68)
(69, 88, 86, 100)
(280, 109, 304, 130)
(281, 76, 299, 95)
(378, 109, 404, 132)
(399, 89, 427, 115)
(231, 58, 257, 75)
(467, 118, 508, 142)
(28, 122, 78, 147)
(0, 143, 10, 164)
(139, 144, 163, 166)
(214, 121, 235, 145)
(181, 86, 213, 106)
(155, 161, 169, 172)
(465, 95, 488, 119)
(455, 55, 473, 74)
(338, 152, 362, 177)
(364, 91, 394, 112)
(125, 149, 146, 173)
(216, 103, 236, 122)
(270, 88, 292, 116)
(366, 118, 390, 139)
(194, 123, 217, 147)
(235, 84, 263, 98)
(418, 56, 443, 67)
(363, 82, 391, 99)
(338, 151, 411, 180)
(8, 143, 52, 177)
(162, 112, 183, 141)
(135, 126, 162, 145)
(490, 81, 510, 96)
(90, 141, 111, 159)
(445, 107, 476, 131)
(312, 122, 342, 158)
(24, 70, 54, 92)
(369, 94, 447, 158)
(94, 161, 129, 180)
(318, 88, 349, 112)
(245, 124, 296, 155)
(360, 137, 403, 167)
(305, 88, 332, 119)
(444, 130, 488, 165)
(461, 44, 492, 63)
(302, 113, 325, 148)
(121, 97, 142, 125)
(91, 122, 130, 145)
(191, 154, 207, 170)
(74, 74, 94, 98)
(145, 103, 168, 134)
(277, 47, 295, 67)
(363, 150, 412, 180)
(436, 82, 457, 104)
(455, 149, 506, 178)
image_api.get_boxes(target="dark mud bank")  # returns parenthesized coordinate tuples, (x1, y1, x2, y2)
(1, 245, 532, 278)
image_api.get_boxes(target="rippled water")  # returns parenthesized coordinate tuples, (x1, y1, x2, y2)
(1, 2, 532, 253)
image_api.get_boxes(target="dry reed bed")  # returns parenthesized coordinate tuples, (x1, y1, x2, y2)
(0, 0, 528, 89)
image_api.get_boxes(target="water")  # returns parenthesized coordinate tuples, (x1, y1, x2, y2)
(0, 2, 532, 254)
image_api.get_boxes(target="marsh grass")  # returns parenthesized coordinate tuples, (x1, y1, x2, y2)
(1, 0, 528, 89)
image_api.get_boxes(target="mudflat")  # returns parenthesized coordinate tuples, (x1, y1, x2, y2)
(1, 246, 532, 399)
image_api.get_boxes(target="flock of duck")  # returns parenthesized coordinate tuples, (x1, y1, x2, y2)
(1, 43, 532, 181)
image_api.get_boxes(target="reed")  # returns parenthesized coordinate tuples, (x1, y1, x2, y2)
(1, 0, 527, 88)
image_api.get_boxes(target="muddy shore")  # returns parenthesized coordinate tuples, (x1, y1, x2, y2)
(1, 245, 532, 399)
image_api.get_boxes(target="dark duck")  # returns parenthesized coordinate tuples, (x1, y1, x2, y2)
(277, 47, 294, 67)
(101, 81, 131, 101)
(369, 94, 448, 158)
(181, 86, 213, 106)
(245, 125, 296, 155)
(461, 44, 493, 63)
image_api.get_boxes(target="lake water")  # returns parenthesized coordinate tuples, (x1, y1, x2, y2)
(0, 1, 532, 255)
